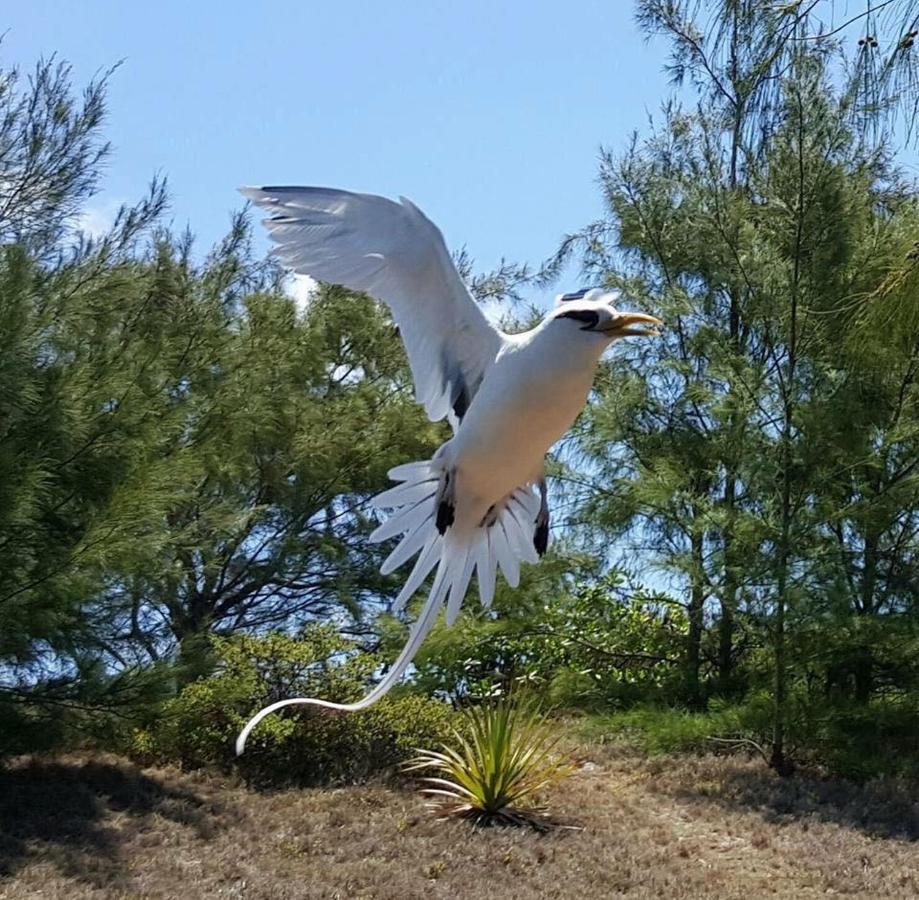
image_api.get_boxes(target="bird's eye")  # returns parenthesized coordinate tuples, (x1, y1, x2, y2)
(557, 309, 599, 330)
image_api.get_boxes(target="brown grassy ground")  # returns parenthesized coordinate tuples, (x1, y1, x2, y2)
(1, 743, 918, 900)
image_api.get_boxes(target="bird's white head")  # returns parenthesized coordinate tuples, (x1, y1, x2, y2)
(550, 288, 663, 341)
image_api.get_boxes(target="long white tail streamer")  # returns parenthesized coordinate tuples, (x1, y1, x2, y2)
(235, 460, 541, 755)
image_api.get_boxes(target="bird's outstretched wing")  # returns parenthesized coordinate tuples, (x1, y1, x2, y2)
(241, 186, 505, 424)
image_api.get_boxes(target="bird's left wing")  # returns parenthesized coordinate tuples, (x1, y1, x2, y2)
(241, 186, 505, 424)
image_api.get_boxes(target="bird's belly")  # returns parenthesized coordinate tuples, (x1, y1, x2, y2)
(448, 366, 592, 507)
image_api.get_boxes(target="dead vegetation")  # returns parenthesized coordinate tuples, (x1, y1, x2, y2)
(1, 745, 918, 899)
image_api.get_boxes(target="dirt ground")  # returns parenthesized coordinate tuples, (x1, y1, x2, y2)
(1, 743, 918, 899)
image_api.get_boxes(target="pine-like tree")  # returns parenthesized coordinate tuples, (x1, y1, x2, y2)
(555, 1, 919, 771)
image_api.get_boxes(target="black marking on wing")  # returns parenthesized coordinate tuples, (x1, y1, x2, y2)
(534, 520, 549, 556)
(452, 384, 470, 420)
(436, 498, 455, 533)
(436, 471, 455, 534)
(439, 347, 477, 423)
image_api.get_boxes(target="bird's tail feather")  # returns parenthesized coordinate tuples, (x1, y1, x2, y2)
(235, 458, 542, 755)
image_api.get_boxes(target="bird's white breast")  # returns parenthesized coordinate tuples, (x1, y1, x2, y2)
(446, 324, 604, 516)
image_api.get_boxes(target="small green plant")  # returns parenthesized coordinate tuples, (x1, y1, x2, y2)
(405, 698, 575, 830)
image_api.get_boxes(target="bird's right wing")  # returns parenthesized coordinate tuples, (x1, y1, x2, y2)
(241, 186, 505, 424)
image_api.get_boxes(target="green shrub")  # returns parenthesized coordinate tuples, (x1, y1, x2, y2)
(579, 694, 775, 756)
(132, 626, 455, 786)
(579, 693, 919, 781)
(411, 575, 686, 707)
(806, 695, 919, 780)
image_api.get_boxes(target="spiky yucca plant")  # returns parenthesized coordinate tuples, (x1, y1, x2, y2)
(405, 698, 575, 829)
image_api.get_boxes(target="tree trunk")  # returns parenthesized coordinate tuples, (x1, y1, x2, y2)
(171, 596, 216, 687)
(853, 647, 874, 704)
(853, 532, 878, 703)
(685, 522, 706, 709)
(770, 543, 793, 776)
(718, 477, 738, 696)
(719, 5, 744, 701)
(717, 592, 735, 694)
(174, 630, 215, 687)
(770, 58, 806, 779)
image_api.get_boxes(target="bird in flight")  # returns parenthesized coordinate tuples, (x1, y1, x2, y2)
(236, 187, 661, 754)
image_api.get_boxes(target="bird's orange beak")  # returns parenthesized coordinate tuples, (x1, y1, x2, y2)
(602, 311, 663, 337)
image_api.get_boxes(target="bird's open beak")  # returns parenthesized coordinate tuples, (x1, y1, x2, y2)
(602, 311, 664, 338)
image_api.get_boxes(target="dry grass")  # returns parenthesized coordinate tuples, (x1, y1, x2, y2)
(1, 743, 918, 899)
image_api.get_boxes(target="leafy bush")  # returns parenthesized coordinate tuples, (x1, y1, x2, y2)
(805, 696, 919, 780)
(411, 574, 686, 707)
(132, 627, 454, 786)
(580, 693, 919, 781)
(579, 694, 777, 755)
(406, 696, 575, 829)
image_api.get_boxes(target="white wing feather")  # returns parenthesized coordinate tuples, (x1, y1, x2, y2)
(240, 186, 505, 425)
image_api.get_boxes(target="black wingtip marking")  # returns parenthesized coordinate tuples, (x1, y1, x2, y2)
(452, 385, 469, 420)
(436, 469, 455, 534)
(436, 499, 455, 534)
(534, 521, 549, 557)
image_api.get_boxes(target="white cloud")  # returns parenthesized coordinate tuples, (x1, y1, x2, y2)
(75, 199, 124, 239)
(480, 297, 513, 326)
(285, 274, 317, 312)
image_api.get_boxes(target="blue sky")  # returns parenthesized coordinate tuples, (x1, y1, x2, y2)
(4, 1, 673, 295)
(6, 2, 917, 302)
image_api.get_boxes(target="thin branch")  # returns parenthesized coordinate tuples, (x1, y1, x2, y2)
(797, 0, 898, 41)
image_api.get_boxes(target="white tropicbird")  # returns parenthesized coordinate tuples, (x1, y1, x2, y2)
(235, 187, 661, 755)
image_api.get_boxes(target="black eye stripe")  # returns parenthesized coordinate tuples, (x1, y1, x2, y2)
(558, 309, 600, 330)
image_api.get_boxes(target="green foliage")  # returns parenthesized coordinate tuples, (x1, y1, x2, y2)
(0, 52, 442, 732)
(97, 272, 441, 661)
(133, 628, 454, 786)
(581, 697, 774, 756)
(809, 696, 919, 780)
(583, 691, 919, 781)
(555, 0, 919, 773)
(405, 697, 575, 828)
(0, 57, 114, 255)
(410, 573, 686, 708)
(3, 18, 919, 787)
